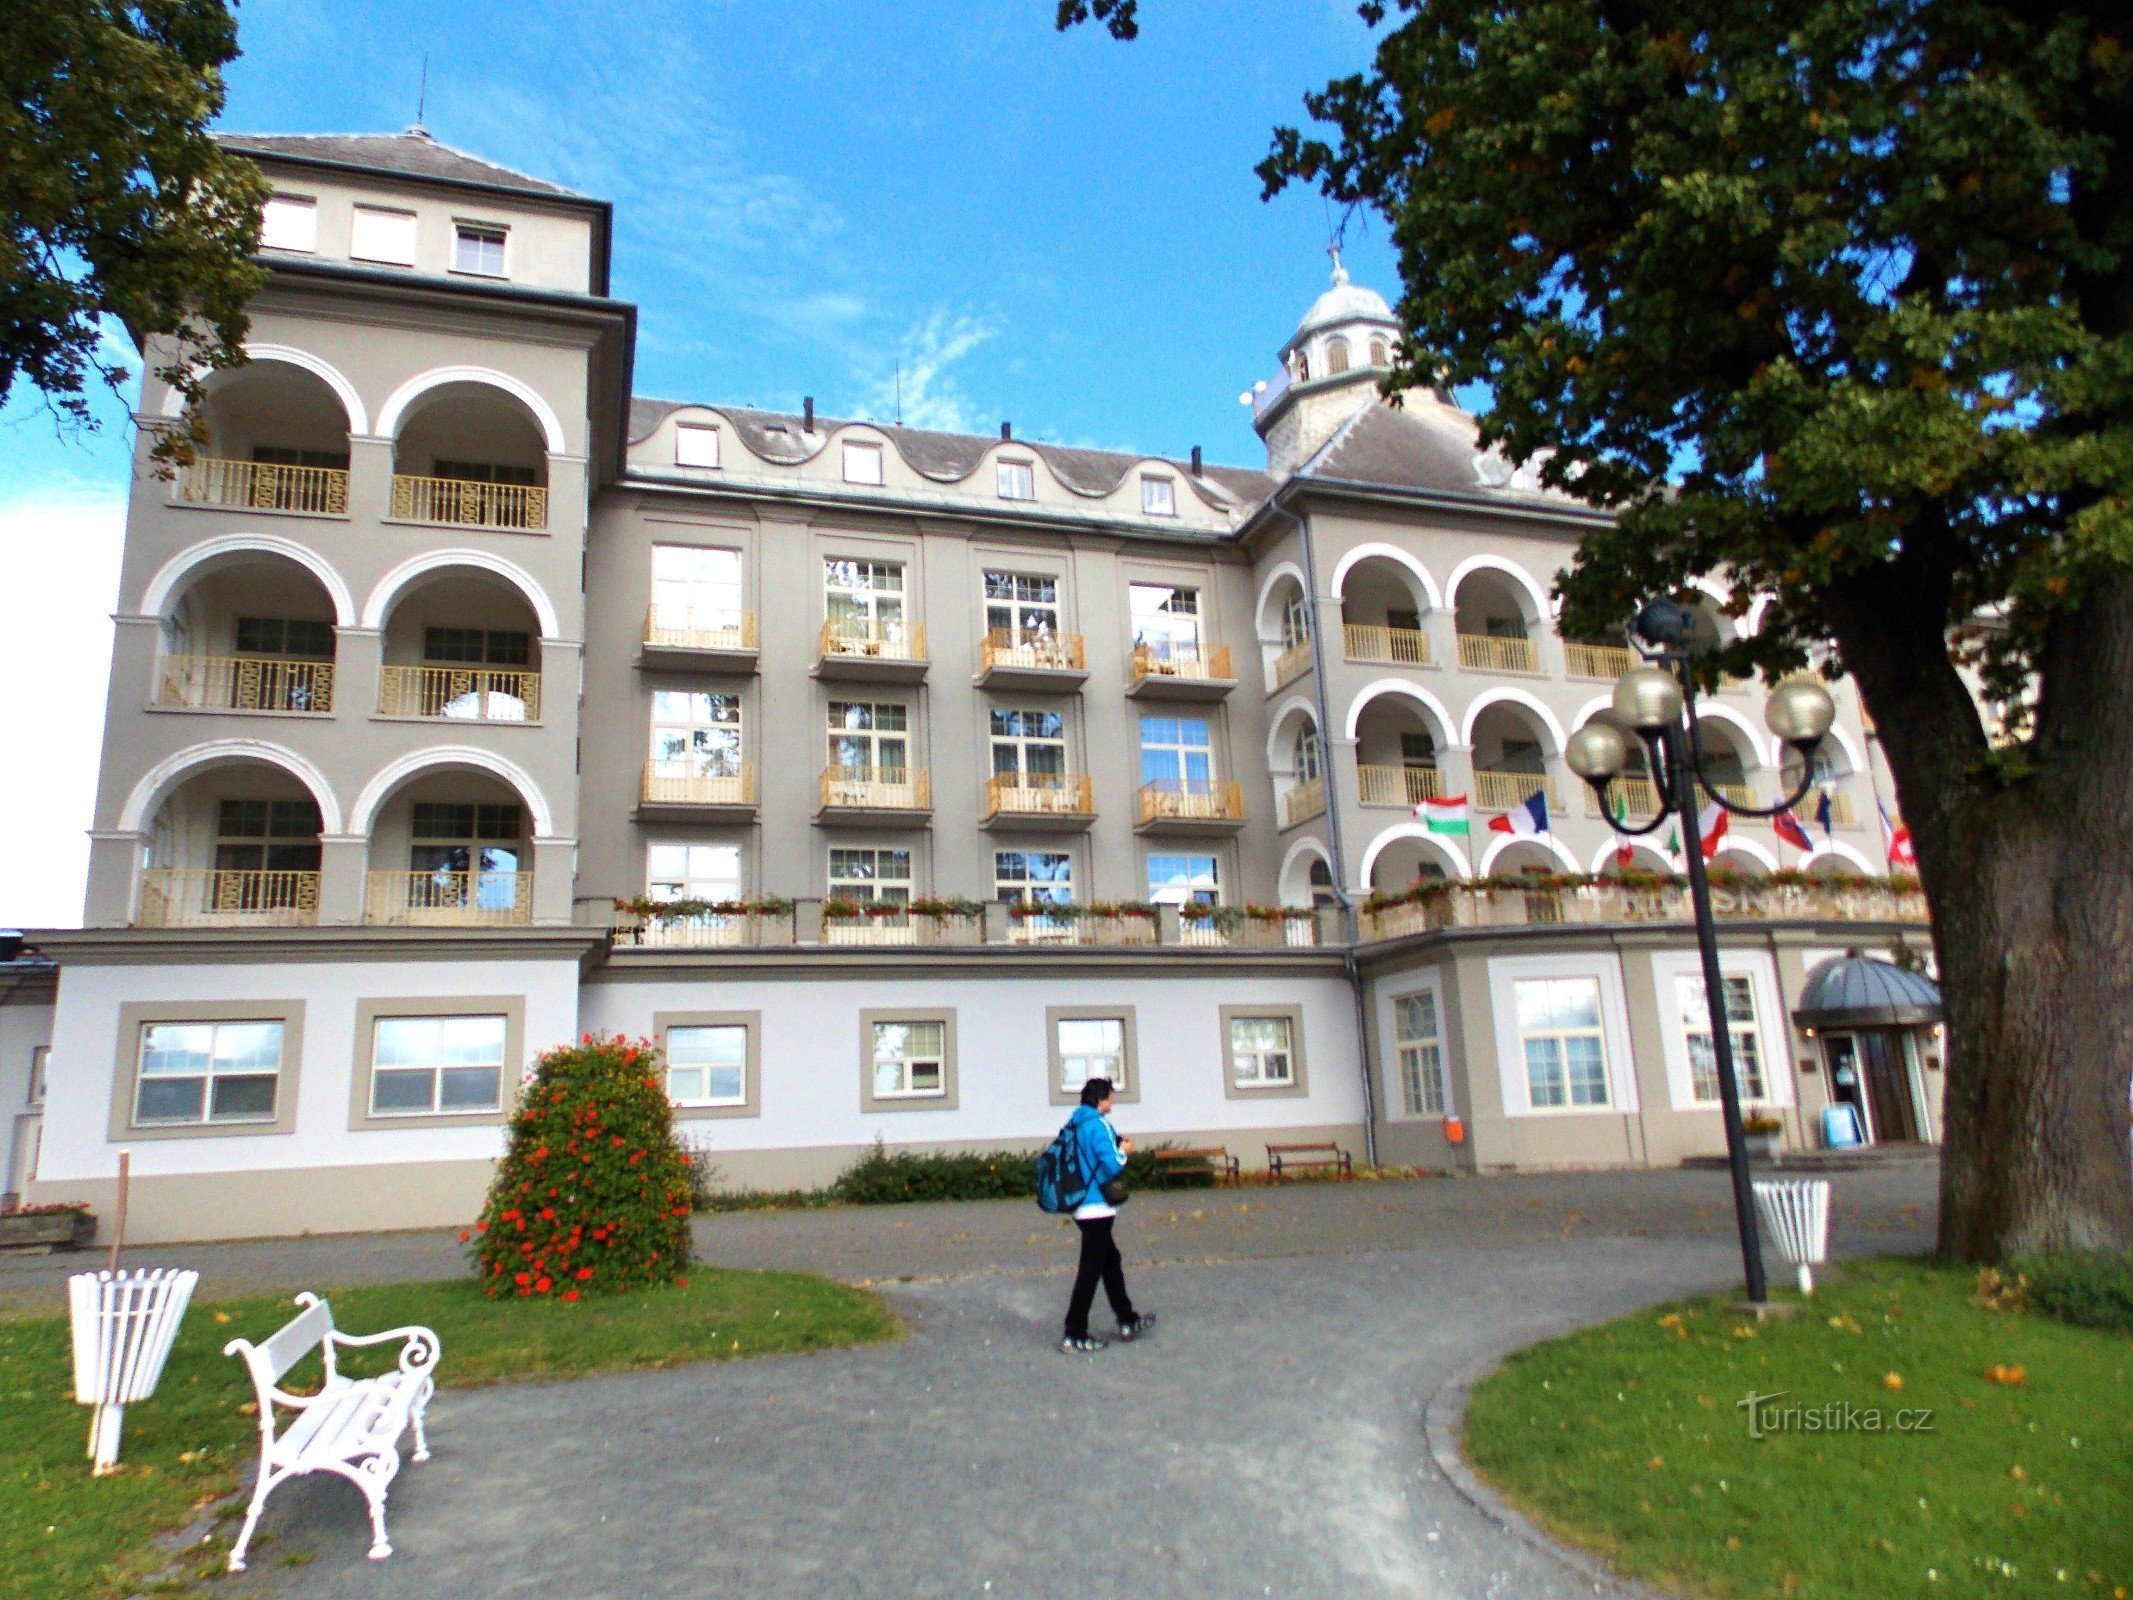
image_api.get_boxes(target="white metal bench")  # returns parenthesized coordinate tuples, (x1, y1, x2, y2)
(222, 1291, 440, 1572)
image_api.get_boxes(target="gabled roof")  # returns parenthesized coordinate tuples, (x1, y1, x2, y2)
(216, 130, 585, 200)
(1297, 395, 1579, 507)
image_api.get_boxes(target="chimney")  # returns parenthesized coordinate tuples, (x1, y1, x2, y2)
(1190, 446, 1203, 476)
(803, 396, 815, 433)
(1000, 421, 1012, 441)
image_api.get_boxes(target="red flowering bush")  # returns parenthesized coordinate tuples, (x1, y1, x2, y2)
(468, 1034, 693, 1299)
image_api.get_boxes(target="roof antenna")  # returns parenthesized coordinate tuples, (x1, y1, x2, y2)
(894, 362, 903, 426)
(413, 53, 429, 135)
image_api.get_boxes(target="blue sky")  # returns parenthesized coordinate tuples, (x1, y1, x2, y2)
(0, 0, 1400, 924)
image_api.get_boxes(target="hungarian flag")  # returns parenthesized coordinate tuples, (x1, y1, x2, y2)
(1773, 807, 1813, 851)
(1417, 794, 1470, 836)
(1698, 800, 1729, 860)
(1488, 789, 1551, 837)
(1880, 801, 1917, 869)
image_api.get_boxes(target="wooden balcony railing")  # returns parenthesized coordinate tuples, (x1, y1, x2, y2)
(1128, 642, 1233, 685)
(365, 870, 532, 926)
(980, 630, 1085, 674)
(1456, 632, 1540, 673)
(177, 457, 348, 516)
(1343, 623, 1432, 666)
(1563, 641, 1636, 680)
(820, 618, 927, 663)
(819, 766, 931, 811)
(644, 607, 756, 652)
(983, 772, 1095, 820)
(1707, 780, 1759, 810)
(1280, 776, 1326, 828)
(1177, 913, 1322, 949)
(156, 655, 334, 714)
(136, 869, 319, 927)
(1357, 764, 1443, 807)
(389, 474, 548, 530)
(1584, 774, 1662, 819)
(1005, 911, 1160, 947)
(1272, 639, 1313, 685)
(823, 909, 983, 947)
(377, 665, 541, 721)
(1361, 878, 1929, 942)
(641, 762, 755, 808)
(1474, 769, 1558, 812)
(1136, 779, 1245, 826)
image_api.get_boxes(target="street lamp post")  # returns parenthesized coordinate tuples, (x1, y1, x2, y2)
(1564, 597, 1838, 1304)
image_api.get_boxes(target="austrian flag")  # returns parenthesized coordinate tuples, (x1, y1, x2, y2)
(1487, 789, 1551, 837)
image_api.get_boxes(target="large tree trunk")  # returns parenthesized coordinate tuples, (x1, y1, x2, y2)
(1829, 569, 2133, 1263)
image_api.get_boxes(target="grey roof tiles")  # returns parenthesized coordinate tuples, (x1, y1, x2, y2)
(217, 130, 585, 199)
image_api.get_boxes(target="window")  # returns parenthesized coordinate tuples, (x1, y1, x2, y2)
(1228, 1014, 1295, 1089)
(1395, 991, 1447, 1116)
(252, 444, 351, 473)
(452, 222, 508, 276)
(1129, 583, 1201, 660)
(871, 1019, 946, 1098)
(259, 194, 317, 253)
(990, 707, 1066, 785)
(1402, 731, 1437, 771)
(1515, 977, 1611, 1109)
(983, 571, 1058, 642)
(1140, 715, 1214, 793)
(829, 847, 912, 904)
(996, 850, 1073, 905)
(1677, 974, 1768, 1102)
(651, 545, 743, 633)
(431, 458, 539, 487)
(1281, 589, 1312, 651)
(235, 617, 336, 659)
(651, 690, 743, 778)
(214, 799, 322, 875)
(647, 843, 741, 904)
(674, 423, 722, 469)
(828, 701, 909, 775)
(1141, 474, 1177, 516)
(1293, 724, 1322, 784)
(1055, 1016, 1128, 1096)
(350, 205, 417, 266)
(1369, 337, 1390, 367)
(996, 459, 1035, 500)
(1147, 853, 1219, 906)
(824, 558, 906, 641)
(27, 1045, 48, 1108)
(410, 803, 522, 881)
(842, 440, 885, 485)
(423, 627, 530, 666)
(368, 1014, 506, 1117)
(134, 1020, 283, 1126)
(1308, 858, 1337, 909)
(1326, 336, 1351, 375)
(665, 1024, 748, 1107)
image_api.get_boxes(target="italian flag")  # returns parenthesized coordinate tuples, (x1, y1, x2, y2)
(1417, 794, 1470, 835)
(1699, 801, 1729, 860)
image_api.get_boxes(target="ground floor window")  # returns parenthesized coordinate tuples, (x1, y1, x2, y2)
(1394, 990, 1447, 1116)
(1515, 977, 1610, 1108)
(1676, 974, 1767, 1102)
(369, 1014, 507, 1116)
(134, 1019, 283, 1126)
(1228, 1014, 1295, 1089)
(666, 1024, 748, 1107)
(1055, 1015, 1128, 1096)
(871, 1019, 947, 1098)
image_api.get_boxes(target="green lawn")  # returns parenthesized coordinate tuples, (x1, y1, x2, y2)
(1, 1269, 899, 1600)
(1464, 1257, 2132, 1599)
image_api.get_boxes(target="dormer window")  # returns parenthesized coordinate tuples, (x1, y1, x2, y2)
(842, 441, 885, 486)
(453, 223, 508, 277)
(674, 423, 720, 469)
(1326, 336, 1351, 375)
(1141, 475, 1177, 517)
(260, 195, 317, 253)
(350, 205, 417, 267)
(996, 460, 1035, 501)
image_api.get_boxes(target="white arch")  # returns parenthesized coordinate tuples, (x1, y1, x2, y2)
(1445, 552, 1553, 623)
(1329, 542, 1443, 611)
(1479, 831, 1583, 875)
(361, 548, 563, 639)
(1253, 561, 1310, 641)
(1691, 703, 1774, 770)
(1358, 823, 1472, 885)
(1344, 678, 1457, 744)
(374, 364, 568, 455)
(1819, 721, 1865, 774)
(1461, 686, 1569, 752)
(349, 746, 555, 837)
(140, 533, 357, 627)
(1801, 839, 1878, 876)
(1264, 694, 1321, 769)
(158, 343, 369, 436)
(1589, 838, 1674, 875)
(1570, 692, 1622, 731)
(117, 739, 344, 835)
(1710, 836, 1782, 873)
(1278, 836, 1334, 907)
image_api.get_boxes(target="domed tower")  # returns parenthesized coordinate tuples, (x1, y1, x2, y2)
(1249, 250, 1401, 477)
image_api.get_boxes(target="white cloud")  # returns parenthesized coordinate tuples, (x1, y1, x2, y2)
(860, 311, 1000, 433)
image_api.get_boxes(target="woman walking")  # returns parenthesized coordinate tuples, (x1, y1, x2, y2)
(1060, 1077, 1155, 1354)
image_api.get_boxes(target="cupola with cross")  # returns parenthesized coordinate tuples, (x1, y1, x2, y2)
(1248, 248, 1402, 476)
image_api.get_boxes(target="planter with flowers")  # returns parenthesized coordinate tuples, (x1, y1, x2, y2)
(612, 895, 795, 949)
(822, 897, 984, 946)
(1005, 900, 1160, 946)
(1742, 1111, 1787, 1163)
(0, 1201, 96, 1254)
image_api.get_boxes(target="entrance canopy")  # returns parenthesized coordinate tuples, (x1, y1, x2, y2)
(1794, 953, 1942, 1030)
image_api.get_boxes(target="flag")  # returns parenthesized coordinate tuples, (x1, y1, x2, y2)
(1417, 794, 1470, 836)
(1614, 839, 1637, 870)
(1773, 807, 1813, 851)
(1814, 788, 1835, 840)
(1880, 801, 1917, 869)
(1488, 789, 1551, 837)
(1665, 824, 1681, 858)
(1699, 800, 1729, 860)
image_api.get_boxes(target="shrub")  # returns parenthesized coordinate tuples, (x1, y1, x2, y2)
(826, 1137, 1174, 1205)
(2009, 1251, 2133, 1335)
(469, 1034, 693, 1298)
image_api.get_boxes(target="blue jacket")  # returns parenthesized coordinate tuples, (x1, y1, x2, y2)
(1066, 1104, 1126, 1202)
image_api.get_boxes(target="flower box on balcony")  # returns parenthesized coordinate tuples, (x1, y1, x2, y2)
(0, 1204, 95, 1254)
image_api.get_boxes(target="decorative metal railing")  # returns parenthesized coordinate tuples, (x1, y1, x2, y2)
(980, 630, 1085, 674)
(389, 474, 547, 530)
(1280, 776, 1326, 828)
(1357, 765, 1443, 807)
(365, 870, 532, 926)
(1343, 623, 1432, 666)
(377, 665, 541, 721)
(1473, 770, 1558, 812)
(156, 655, 334, 714)
(1563, 641, 1636, 679)
(820, 619, 927, 664)
(1456, 632, 1539, 673)
(1128, 642, 1233, 685)
(983, 772, 1095, 820)
(177, 458, 348, 516)
(819, 766, 931, 811)
(1136, 779, 1245, 825)
(644, 607, 756, 653)
(136, 869, 320, 927)
(641, 762, 756, 808)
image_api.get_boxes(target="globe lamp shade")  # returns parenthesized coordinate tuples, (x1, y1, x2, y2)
(1765, 677, 1837, 748)
(1613, 665, 1684, 733)
(1566, 721, 1630, 784)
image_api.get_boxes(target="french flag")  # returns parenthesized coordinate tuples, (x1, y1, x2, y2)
(1488, 789, 1550, 837)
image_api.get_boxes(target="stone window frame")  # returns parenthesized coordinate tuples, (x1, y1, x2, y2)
(348, 996, 524, 1132)
(108, 999, 306, 1141)
(1378, 968, 1452, 1122)
(1046, 1005, 1141, 1108)
(653, 1010, 762, 1121)
(1219, 1002, 1310, 1101)
(858, 1008, 958, 1113)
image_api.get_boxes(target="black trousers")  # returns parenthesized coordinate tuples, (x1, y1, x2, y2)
(1065, 1215, 1135, 1338)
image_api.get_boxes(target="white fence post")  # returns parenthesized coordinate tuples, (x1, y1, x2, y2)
(1751, 1179, 1831, 1295)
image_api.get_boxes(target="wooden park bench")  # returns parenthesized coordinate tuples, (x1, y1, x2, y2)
(1152, 1145, 1241, 1187)
(222, 1292, 441, 1572)
(1266, 1141, 1353, 1183)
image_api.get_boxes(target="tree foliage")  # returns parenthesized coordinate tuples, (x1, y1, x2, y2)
(1, 0, 268, 459)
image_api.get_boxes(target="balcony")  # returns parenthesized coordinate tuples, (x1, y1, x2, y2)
(822, 907, 984, 947)
(1456, 633, 1540, 674)
(156, 656, 334, 715)
(1474, 770, 1559, 813)
(1126, 643, 1235, 701)
(1271, 639, 1313, 687)
(641, 607, 759, 674)
(817, 766, 932, 825)
(389, 474, 548, 531)
(1005, 909, 1159, 947)
(136, 869, 320, 928)
(982, 772, 1095, 829)
(1564, 641, 1636, 680)
(1177, 911, 1321, 949)
(1279, 776, 1326, 829)
(976, 630, 1087, 691)
(177, 457, 348, 517)
(1358, 765, 1442, 807)
(638, 761, 757, 822)
(1583, 773, 1662, 820)
(817, 619, 929, 683)
(1361, 877, 1928, 942)
(614, 905, 795, 949)
(365, 870, 532, 927)
(1343, 623, 1432, 667)
(378, 666, 541, 722)
(1135, 778, 1245, 835)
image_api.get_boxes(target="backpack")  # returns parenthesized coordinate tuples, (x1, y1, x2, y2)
(1035, 1121, 1089, 1215)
